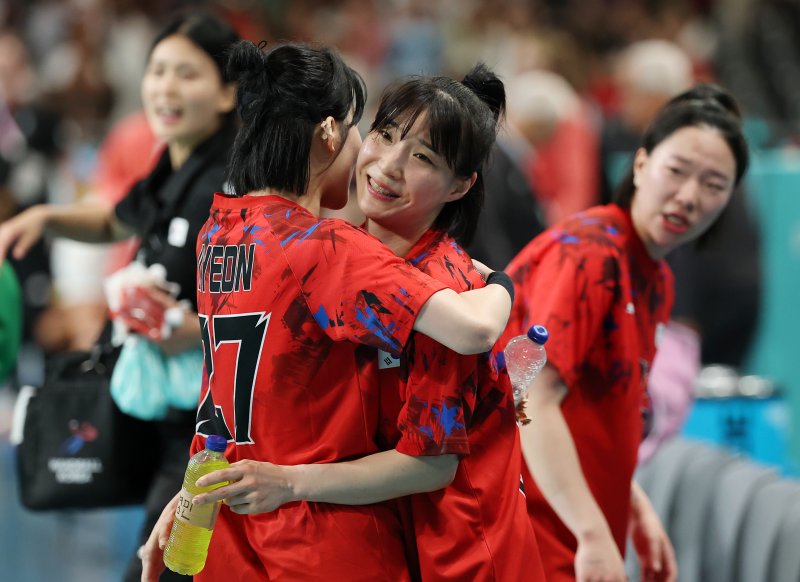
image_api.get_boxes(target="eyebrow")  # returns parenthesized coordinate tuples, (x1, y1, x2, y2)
(670, 154, 731, 181)
(385, 120, 436, 151)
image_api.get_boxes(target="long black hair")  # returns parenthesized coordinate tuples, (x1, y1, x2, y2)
(225, 41, 367, 197)
(369, 63, 505, 245)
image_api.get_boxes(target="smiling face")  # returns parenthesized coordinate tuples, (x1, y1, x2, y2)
(141, 34, 234, 164)
(631, 124, 737, 259)
(356, 113, 474, 244)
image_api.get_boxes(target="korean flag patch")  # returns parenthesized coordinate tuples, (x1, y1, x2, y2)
(378, 349, 400, 369)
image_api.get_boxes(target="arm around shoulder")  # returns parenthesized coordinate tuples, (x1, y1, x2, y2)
(414, 281, 512, 355)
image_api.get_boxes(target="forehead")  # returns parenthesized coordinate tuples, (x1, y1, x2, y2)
(388, 110, 432, 139)
(654, 125, 737, 177)
(148, 34, 212, 66)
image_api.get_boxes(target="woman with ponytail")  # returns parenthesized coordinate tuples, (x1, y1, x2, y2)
(142, 43, 520, 582)
(499, 83, 749, 582)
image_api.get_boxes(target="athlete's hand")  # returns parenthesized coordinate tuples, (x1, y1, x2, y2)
(193, 460, 298, 514)
(0, 205, 48, 262)
(140, 493, 179, 582)
(574, 530, 627, 582)
(629, 483, 677, 582)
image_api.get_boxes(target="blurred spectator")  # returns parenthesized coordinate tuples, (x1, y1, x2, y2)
(506, 69, 598, 226)
(467, 133, 545, 269)
(600, 39, 694, 203)
(0, 29, 61, 350)
(92, 110, 160, 274)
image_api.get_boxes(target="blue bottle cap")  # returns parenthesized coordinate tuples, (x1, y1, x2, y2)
(205, 435, 228, 453)
(495, 351, 506, 371)
(526, 324, 549, 344)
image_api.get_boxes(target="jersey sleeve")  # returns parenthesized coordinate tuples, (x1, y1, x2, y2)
(282, 220, 447, 355)
(394, 334, 472, 457)
(508, 242, 620, 389)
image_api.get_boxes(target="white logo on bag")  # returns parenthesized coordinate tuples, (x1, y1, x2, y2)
(168, 217, 190, 247)
(378, 349, 400, 369)
(47, 457, 103, 484)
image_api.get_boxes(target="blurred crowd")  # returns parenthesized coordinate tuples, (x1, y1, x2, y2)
(0, 0, 778, 381)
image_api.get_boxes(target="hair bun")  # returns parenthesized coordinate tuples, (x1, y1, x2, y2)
(226, 40, 267, 84)
(461, 63, 506, 123)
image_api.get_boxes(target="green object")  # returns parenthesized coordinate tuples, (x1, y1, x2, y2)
(745, 149, 800, 472)
(0, 261, 22, 382)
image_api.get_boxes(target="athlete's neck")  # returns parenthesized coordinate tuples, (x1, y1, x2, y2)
(366, 219, 425, 258)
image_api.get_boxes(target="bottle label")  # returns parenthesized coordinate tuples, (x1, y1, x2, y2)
(175, 488, 220, 530)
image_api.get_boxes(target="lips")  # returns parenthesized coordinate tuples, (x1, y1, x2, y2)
(367, 176, 399, 201)
(662, 212, 690, 235)
(154, 105, 182, 125)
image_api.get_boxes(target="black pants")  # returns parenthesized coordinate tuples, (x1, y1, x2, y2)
(123, 410, 196, 582)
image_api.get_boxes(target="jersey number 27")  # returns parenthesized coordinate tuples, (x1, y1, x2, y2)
(195, 312, 271, 444)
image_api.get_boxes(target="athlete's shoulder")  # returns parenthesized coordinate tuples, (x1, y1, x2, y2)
(407, 230, 480, 291)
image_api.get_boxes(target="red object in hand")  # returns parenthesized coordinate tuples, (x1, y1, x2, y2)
(114, 286, 167, 340)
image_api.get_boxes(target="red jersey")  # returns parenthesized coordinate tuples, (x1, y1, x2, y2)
(501, 204, 673, 581)
(370, 229, 543, 582)
(191, 194, 448, 582)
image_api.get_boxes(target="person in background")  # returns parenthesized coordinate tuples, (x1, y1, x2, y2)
(0, 13, 240, 581)
(141, 40, 516, 582)
(503, 69, 592, 227)
(501, 83, 749, 582)
(0, 29, 62, 355)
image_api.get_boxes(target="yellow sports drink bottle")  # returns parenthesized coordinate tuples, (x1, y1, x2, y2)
(163, 434, 229, 575)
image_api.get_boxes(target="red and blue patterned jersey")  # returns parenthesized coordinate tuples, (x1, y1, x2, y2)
(501, 204, 673, 580)
(191, 193, 447, 582)
(369, 228, 543, 582)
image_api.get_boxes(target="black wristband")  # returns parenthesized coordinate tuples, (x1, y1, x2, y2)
(486, 271, 515, 303)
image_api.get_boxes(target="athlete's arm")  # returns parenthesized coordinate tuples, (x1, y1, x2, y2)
(192, 450, 458, 512)
(414, 281, 512, 355)
(629, 481, 678, 582)
(140, 492, 179, 582)
(0, 202, 135, 261)
(521, 363, 626, 582)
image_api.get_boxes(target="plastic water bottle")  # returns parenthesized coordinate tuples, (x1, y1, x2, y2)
(503, 325, 549, 423)
(163, 434, 230, 575)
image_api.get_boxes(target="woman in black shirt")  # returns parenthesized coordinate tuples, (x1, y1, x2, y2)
(0, 14, 240, 581)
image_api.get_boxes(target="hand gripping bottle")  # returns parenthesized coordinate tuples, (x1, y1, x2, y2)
(503, 324, 549, 425)
(164, 434, 229, 575)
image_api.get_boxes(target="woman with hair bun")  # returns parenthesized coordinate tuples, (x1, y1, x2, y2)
(502, 83, 749, 582)
(142, 41, 519, 582)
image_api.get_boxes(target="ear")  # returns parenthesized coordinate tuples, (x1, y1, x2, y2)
(218, 83, 237, 115)
(320, 116, 339, 153)
(446, 171, 478, 202)
(632, 147, 648, 189)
